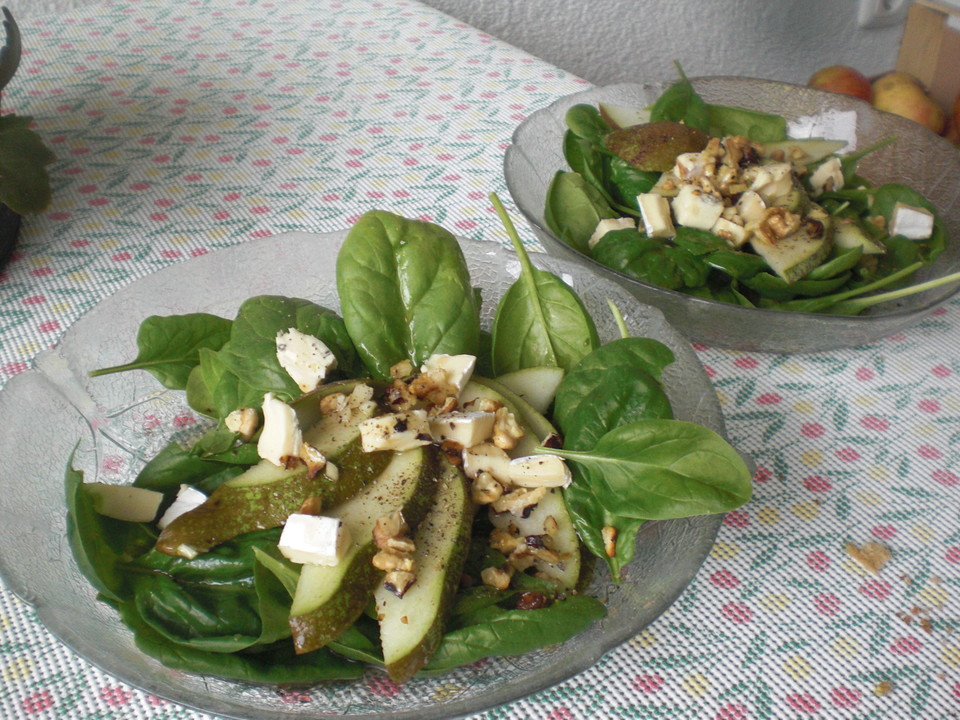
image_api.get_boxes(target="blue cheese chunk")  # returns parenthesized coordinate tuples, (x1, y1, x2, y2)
(890, 202, 934, 240)
(637, 194, 675, 238)
(671, 184, 724, 231)
(359, 410, 433, 452)
(276, 327, 337, 393)
(258, 392, 303, 466)
(156, 484, 208, 529)
(278, 514, 352, 566)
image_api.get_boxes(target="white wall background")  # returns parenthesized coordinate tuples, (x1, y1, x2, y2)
(417, 0, 908, 86)
(5, 0, 907, 86)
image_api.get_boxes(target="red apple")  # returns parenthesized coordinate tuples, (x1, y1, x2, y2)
(808, 65, 873, 102)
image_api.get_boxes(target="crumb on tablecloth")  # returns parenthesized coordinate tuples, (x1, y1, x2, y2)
(845, 541, 891, 573)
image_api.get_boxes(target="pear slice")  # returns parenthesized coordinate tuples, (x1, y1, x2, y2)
(375, 460, 472, 683)
(288, 446, 439, 654)
(598, 102, 651, 130)
(603, 121, 710, 172)
(493, 366, 565, 415)
(750, 205, 834, 283)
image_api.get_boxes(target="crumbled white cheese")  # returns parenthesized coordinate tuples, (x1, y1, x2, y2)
(809, 156, 844, 197)
(276, 327, 337, 393)
(358, 410, 433, 452)
(711, 217, 749, 248)
(278, 514, 352, 566)
(747, 162, 794, 205)
(890, 202, 934, 240)
(588, 217, 637, 248)
(258, 392, 303, 466)
(637, 194, 675, 238)
(157, 485, 208, 529)
(736, 190, 767, 225)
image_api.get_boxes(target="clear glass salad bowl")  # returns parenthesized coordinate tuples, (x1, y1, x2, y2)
(504, 77, 960, 352)
(0, 230, 738, 720)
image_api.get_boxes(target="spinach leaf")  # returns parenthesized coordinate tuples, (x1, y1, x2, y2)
(132, 438, 247, 492)
(606, 156, 658, 207)
(544, 171, 617, 253)
(563, 480, 644, 581)
(706, 104, 787, 142)
(490, 194, 600, 374)
(565, 103, 611, 143)
(117, 600, 361, 682)
(422, 595, 606, 673)
(66, 459, 156, 603)
(591, 230, 710, 291)
(328, 617, 385, 666)
(337, 210, 480, 380)
(543, 419, 753, 521)
(649, 66, 709, 132)
(90, 313, 233, 389)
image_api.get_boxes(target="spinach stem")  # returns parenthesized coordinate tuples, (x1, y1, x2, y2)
(836, 267, 960, 313)
(606, 299, 630, 339)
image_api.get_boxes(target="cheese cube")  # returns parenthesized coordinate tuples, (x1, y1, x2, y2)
(359, 410, 433, 452)
(737, 190, 767, 225)
(276, 327, 337, 393)
(890, 202, 934, 240)
(429, 410, 496, 448)
(420, 354, 477, 397)
(711, 217, 749, 248)
(637, 193, 676, 238)
(258, 392, 303, 466)
(808, 156, 844, 196)
(278, 514, 352, 566)
(748, 162, 794, 204)
(157, 485, 208, 529)
(587, 217, 637, 249)
(671, 184, 724, 231)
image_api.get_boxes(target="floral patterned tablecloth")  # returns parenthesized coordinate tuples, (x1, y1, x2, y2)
(1, 0, 959, 718)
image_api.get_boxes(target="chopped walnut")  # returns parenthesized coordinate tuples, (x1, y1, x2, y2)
(754, 207, 801, 244)
(299, 442, 327, 479)
(297, 495, 322, 516)
(472, 471, 504, 505)
(492, 407, 525, 450)
(845, 541, 891, 574)
(319, 392, 346, 415)
(602, 525, 618, 558)
(372, 550, 416, 573)
(373, 512, 408, 550)
(409, 369, 457, 407)
(480, 566, 511, 590)
(389, 359, 415, 379)
(489, 525, 522, 554)
(491, 486, 548, 516)
(383, 570, 417, 598)
(225, 407, 259, 442)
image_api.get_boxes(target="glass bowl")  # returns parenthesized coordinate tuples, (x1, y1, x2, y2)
(0, 230, 739, 720)
(504, 77, 960, 352)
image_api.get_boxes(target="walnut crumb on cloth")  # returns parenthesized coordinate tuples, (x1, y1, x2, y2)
(845, 541, 891, 574)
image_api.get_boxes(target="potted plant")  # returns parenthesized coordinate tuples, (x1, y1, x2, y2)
(0, 7, 54, 267)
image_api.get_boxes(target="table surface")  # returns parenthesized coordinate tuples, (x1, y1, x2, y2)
(1, 1, 959, 718)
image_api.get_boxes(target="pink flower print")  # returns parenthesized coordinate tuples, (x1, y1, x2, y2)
(946, 546, 960, 564)
(860, 416, 889, 431)
(859, 579, 892, 600)
(632, 674, 664, 693)
(932, 364, 952, 378)
(813, 593, 841, 616)
(807, 550, 831, 572)
(721, 602, 753, 624)
(38, 320, 60, 333)
(871, 525, 896, 540)
(99, 686, 132, 706)
(918, 399, 941, 414)
(756, 393, 781, 405)
(709, 569, 741, 589)
(801, 423, 825, 438)
(918, 445, 942, 459)
(3, 362, 28, 375)
(890, 636, 922, 655)
(834, 447, 861, 463)
(933, 469, 959, 487)
(367, 674, 400, 697)
(733, 357, 759, 370)
(547, 708, 574, 720)
(723, 510, 750, 528)
(830, 686, 861, 708)
(716, 704, 748, 720)
(786, 693, 821, 714)
(854, 367, 874, 381)
(803, 475, 831, 492)
(753, 465, 772, 483)
(21, 690, 54, 713)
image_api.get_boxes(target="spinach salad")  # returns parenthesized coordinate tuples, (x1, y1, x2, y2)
(545, 69, 959, 315)
(68, 202, 752, 685)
